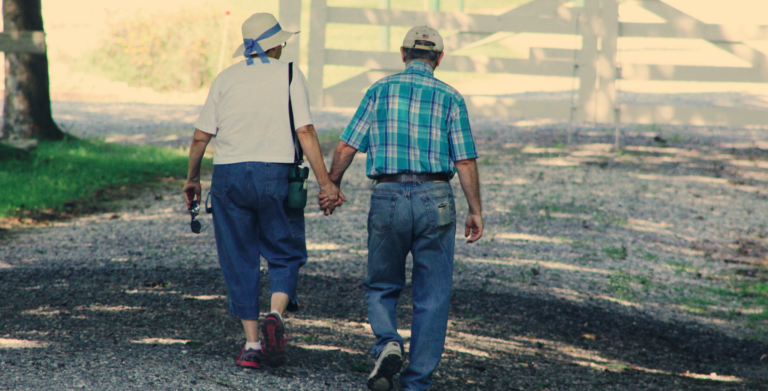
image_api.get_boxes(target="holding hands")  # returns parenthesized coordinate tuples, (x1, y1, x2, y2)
(318, 181, 346, 215)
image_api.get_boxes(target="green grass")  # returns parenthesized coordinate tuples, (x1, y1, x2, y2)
(0, 139, 207, 219)
(602, 245, 628, 261)
(738, 282, 768, 322)
(665, 259, 698, 275)
(531, 198, 598, 217)
(607, 270, 632, 300)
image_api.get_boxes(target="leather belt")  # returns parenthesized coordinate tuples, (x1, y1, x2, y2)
(375, 173, 450, 183)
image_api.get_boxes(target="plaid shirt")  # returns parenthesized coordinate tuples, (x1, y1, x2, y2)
(340, 61, 478, 179)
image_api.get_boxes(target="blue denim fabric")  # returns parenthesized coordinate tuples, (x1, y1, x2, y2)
(210, 162, 307, 320)
(364, 181, 456, 391)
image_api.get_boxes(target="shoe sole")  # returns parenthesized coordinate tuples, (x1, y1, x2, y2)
(261, 316, 286, 367)
(235, 350, 261, 369)
(235, 359, 261, 369)
(367, 353, 403, 391)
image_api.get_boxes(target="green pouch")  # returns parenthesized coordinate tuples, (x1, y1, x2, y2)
(287, 165, 309, 209)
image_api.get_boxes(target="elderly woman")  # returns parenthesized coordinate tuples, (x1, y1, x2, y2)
(183, 13, 342, 369)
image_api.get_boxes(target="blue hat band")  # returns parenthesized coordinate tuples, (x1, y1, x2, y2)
(244, 23, 282, 65)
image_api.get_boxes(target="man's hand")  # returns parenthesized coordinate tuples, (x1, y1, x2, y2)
(455, 158, 483, 244)
(183, 180, 202, 210)
(318, 183, 346, 215)
(464, 213, 484, 244)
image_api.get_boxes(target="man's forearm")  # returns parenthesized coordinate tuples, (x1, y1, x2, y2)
(329, 141, 358, 185)
(296, 125, 331, 187)
(455, 159, 482, 215)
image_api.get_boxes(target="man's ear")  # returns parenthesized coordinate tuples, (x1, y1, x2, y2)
(435, 51, 445, 68)
(400, 47, 406, 63)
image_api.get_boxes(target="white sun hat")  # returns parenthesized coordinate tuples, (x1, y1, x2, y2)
(232, 13, 298, 64)
(402, 26, 444, 52)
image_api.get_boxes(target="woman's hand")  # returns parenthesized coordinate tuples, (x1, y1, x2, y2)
(318, 182, 346, 215)
(183, 180, 201, 210)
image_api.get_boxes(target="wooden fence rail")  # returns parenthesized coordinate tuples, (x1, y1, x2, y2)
(287, 0, 768, 131)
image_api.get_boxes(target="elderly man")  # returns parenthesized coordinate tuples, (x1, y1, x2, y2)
(325, 26, 483, 391)
(184, 13, 341, 370)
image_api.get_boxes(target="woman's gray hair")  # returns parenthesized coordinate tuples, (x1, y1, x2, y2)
(403, 40, 441, 65)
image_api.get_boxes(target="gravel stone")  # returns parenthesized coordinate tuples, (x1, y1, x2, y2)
(2, 95, 768, 390)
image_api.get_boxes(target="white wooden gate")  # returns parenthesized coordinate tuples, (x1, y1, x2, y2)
(306, 0, 584, 121)
(288, 0, 768, 128)
(618, 0, 768, 127)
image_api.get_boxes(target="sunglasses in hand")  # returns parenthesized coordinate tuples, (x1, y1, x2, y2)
(189, 200, 206, 234)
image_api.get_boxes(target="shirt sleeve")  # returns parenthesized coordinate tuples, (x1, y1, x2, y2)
(447, 95, 478, 162)
(290, 63, 314, 129)
(194, 77, 219, 135)
(340, 87, 374, 152)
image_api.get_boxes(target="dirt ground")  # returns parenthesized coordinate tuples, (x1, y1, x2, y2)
(2, 119, 768, 390)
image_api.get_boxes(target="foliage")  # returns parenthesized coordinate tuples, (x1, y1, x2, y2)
(327, 0, 533, 13)
(81, 0, 533, 92)
(83, 7, 239, 92)
(0, 139, 209, 218)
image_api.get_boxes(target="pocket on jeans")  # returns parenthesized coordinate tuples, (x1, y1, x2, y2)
(369, 194, 396, 232)
(425, 195, 455, 229)
(266, 164, 290, 199)
(268, 179, 289, 199)
(436, 202, 453, 226)
(211, 165, 229, 195)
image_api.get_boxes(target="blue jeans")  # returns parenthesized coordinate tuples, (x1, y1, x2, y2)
(210, 162, 306, 320)
(364, 181, 456, 391)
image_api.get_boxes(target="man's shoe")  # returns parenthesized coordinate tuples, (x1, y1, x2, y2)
(235, 347, 263, 369)
(367, 342, 403, 391)
(261, 313, 287, 367)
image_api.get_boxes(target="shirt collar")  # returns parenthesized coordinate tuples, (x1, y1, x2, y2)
(405, 60, 434, 76)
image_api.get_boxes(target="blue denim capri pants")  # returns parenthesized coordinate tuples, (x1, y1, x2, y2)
(210, 162, 307, 320)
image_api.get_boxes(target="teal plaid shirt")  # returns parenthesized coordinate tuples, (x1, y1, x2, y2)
(340, 61, 478, 179)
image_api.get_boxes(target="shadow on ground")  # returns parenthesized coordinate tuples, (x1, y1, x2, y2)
(1, 265, 765, 390)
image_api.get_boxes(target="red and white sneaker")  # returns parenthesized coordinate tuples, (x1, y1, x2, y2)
(261, 313, 287, 367)
(235, 347, 263, 369)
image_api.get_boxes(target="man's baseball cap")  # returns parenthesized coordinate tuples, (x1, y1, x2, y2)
(402, 26, 443, 52)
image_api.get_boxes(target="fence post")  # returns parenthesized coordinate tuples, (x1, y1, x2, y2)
(279, 0, 302, 63)
(307, 0, 328, 107)
(597, 0, 619, 148)
(575, 0, 617, 130)
(379, 0, 390, 52)
(575, 0, 599, 124)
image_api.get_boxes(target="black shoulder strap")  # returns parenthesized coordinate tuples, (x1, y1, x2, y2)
(288, 62, 303, 164)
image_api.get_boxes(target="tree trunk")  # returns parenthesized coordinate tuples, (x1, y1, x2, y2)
(1, 0, 62, 141)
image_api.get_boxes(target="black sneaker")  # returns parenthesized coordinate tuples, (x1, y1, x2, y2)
(367, 342, 403, 391)
(235, 347, 263, 369)
(261, 312, 287, 367)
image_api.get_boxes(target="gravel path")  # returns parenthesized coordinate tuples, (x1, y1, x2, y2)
(2, 96, 768, 390)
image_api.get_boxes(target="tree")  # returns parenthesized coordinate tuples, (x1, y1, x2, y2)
(1, 0, 62, 142)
